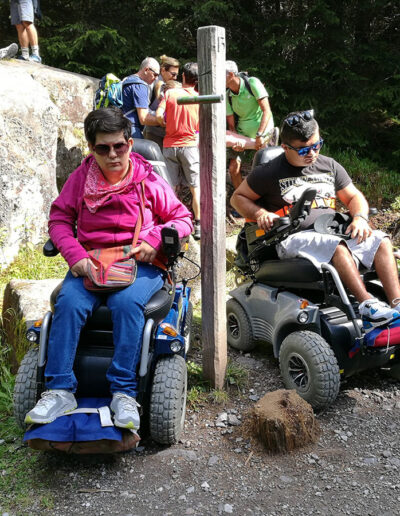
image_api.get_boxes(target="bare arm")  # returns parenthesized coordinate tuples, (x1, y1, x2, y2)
(137, 107, 159, 127)
(231, 179, 279, 231)
(255, 97, 272, 150)
(155, 105, 166, 127)
(226, 114, 236, 132)
(337, 183, 372, 243)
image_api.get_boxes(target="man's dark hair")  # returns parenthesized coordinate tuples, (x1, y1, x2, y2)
(84, 107, 132, 145)
(280, 111, 319, 144)
(182, 62, 198, 86)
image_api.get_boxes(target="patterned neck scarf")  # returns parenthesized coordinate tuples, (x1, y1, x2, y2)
(83, 158, 134, 213)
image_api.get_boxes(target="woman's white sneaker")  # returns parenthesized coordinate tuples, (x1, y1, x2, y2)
(25, 390, 77, 424)
(110, 392, 140, 430)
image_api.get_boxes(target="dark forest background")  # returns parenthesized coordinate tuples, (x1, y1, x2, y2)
(1, 0, 399, 171)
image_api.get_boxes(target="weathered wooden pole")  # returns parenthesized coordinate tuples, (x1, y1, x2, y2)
(197, 26, 227, 389)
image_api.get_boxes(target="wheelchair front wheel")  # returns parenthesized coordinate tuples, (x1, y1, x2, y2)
(13, 348, 39, 429)
(149, 355, 187, 445)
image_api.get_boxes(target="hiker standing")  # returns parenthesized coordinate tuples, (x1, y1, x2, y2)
(10, 0, 42, 62)
(226, 60, 276, 190)
(121, 57, 161, 139)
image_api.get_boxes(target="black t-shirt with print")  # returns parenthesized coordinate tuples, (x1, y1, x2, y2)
(246, 153, 352, 229)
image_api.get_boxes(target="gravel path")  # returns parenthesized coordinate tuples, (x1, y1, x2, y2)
(5, 344, 400, 516)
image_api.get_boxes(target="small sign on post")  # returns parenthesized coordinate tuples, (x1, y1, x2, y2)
(197, 26, 227, 389)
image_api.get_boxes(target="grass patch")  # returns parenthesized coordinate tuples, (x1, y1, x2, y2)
(329, 148, 400, 208)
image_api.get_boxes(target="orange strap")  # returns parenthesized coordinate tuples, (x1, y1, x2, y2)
(245, 197, 336, 223)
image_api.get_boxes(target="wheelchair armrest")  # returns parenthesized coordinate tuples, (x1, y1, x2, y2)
(43, 239, 60, 257)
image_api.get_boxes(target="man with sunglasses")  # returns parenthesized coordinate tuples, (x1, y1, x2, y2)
(231, 110, 400, 330)
(121, 57, 161, 139)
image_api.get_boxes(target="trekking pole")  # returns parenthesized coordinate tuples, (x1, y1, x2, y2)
(177, 94, 223, 105)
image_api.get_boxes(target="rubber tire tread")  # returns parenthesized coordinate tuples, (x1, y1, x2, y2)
(150, 355, 187, 445)
(279, 330, 340, 410)
(226, 298, 255, 352)
(13, 348, 39, 429)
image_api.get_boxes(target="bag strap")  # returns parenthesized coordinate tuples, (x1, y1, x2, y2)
(131, 180, 145, 249)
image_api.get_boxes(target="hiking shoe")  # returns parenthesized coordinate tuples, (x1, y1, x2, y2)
(193, 221, 201, 240)
(110, 392, 140, 430)
(29, 54, 42, 63)
(359, 298, 400, 333)
(0, 43, 18, 60)
(25, 390, 77, 424)
(16, 54, 29, 61)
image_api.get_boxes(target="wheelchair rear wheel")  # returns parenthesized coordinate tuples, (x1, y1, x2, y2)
(226, 298, 255, 352)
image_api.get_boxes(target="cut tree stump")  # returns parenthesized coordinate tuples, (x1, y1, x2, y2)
(248, 389, 320, 454)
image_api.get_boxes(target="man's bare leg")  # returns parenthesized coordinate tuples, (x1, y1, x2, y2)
(16, 24, 29, 48)
(372, 238, 400, 307)
(24, 21, 39, 47)
(190, 185, 200, 221)
(228, 157, 242, 190)
(331, 243, 370, 302)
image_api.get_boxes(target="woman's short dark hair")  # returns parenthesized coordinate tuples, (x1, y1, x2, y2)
(182, 62, 198, 86)
(280, 111, 319, 144)
(84, 107, 132, 145)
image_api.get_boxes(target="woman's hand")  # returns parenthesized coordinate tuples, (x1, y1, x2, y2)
(70, 258, 96, 278)
(130, 242, 157, 262)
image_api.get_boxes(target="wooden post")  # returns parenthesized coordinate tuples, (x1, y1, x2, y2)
(197, 26, 227, 389)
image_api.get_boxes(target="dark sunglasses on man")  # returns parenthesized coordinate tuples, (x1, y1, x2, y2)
(285, 138, 324, 156)
(284, 109, 314, 127)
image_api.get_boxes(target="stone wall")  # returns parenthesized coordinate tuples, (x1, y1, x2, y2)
(0, 60, 97, 268)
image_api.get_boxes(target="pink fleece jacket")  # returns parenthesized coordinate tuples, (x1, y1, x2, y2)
(49, 152, 193, 268)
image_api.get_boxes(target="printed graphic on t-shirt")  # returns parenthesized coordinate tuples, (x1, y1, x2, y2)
(279, 172, 336, 208)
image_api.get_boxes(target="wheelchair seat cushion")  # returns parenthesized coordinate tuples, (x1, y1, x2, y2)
(254, 258, 321, 286)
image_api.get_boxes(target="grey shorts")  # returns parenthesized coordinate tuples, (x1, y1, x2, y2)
(276, 229, 388, 271)
(163, 146, 199, 188)
(10, 0, 34, 25)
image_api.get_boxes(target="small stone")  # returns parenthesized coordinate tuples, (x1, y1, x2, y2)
(201, 481, 210, 490)
(208, 455, 219, 466)
(382, 450, 392, 458)
(227, 414, 241, 426)
(185, 509, 195, 515)
(186, 486, 195, 494)
(223, 504, 233, 514)
(234, 448, 242, 454)
(249, 395, 259, 401)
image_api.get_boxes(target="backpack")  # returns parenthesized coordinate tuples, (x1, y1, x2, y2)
(94, 73, 123, 110)
(226, 72, 255, 113)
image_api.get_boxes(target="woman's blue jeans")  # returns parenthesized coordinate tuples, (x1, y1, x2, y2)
(45, 263, 164, 397)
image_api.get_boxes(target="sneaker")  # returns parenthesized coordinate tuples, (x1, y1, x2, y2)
(359, 298, 400, 333)
(193, 221, 201, 240)
(29, 54, 42, 63)
(16, 55, 29, 61)
(25, 390, 77, 424)
(0, 43, 18, 60)
(110, 392, 140, 430)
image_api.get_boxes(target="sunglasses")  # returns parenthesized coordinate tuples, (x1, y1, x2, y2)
(169, 71, 178, 78)
(285, 138, 324, 156)
(148, 67, 159, 77)
(93, 142, 130, 156)
(284, 110, 314, 127)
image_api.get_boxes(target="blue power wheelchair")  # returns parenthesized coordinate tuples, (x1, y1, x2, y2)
(13, 140, 195, 446)
(227, 147, 400, 410)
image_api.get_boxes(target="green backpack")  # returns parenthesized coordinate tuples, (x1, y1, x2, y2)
(93, 73, 123, 110)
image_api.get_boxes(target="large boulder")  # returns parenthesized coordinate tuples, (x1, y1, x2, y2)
(0, 60, 97, 268)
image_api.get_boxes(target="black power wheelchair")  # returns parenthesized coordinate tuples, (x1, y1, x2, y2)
(13, 140, 194, 445)
(227, 147, 400, 409)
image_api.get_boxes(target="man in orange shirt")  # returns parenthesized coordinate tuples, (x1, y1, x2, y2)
(156, 62, 200, 239)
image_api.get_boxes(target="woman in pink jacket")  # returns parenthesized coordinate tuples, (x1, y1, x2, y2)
(25, 108, 193, 430)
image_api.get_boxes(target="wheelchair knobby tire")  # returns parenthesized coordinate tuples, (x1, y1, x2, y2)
(150, 355, 187, 445)
(226, 298, 255, 352)
(279, 330, 340, 410)
(13, 348, 39, 429)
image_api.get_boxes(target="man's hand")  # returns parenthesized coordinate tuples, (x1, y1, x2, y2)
(345, 216, 372, 244)
(71, 258, 96, 278)
(130, 241, 157, 262)
(255, 209, 280, 231)
(255, 135, 265, 150)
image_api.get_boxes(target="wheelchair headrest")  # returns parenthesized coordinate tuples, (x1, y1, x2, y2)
(132, 139, 164, 162)
(252, 146, 284, 169)
(131, 139, 170, 183)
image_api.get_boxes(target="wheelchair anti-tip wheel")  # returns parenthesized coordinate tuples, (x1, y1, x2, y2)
(149, 355, 187, 445)
(279, 330, 340, 410)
